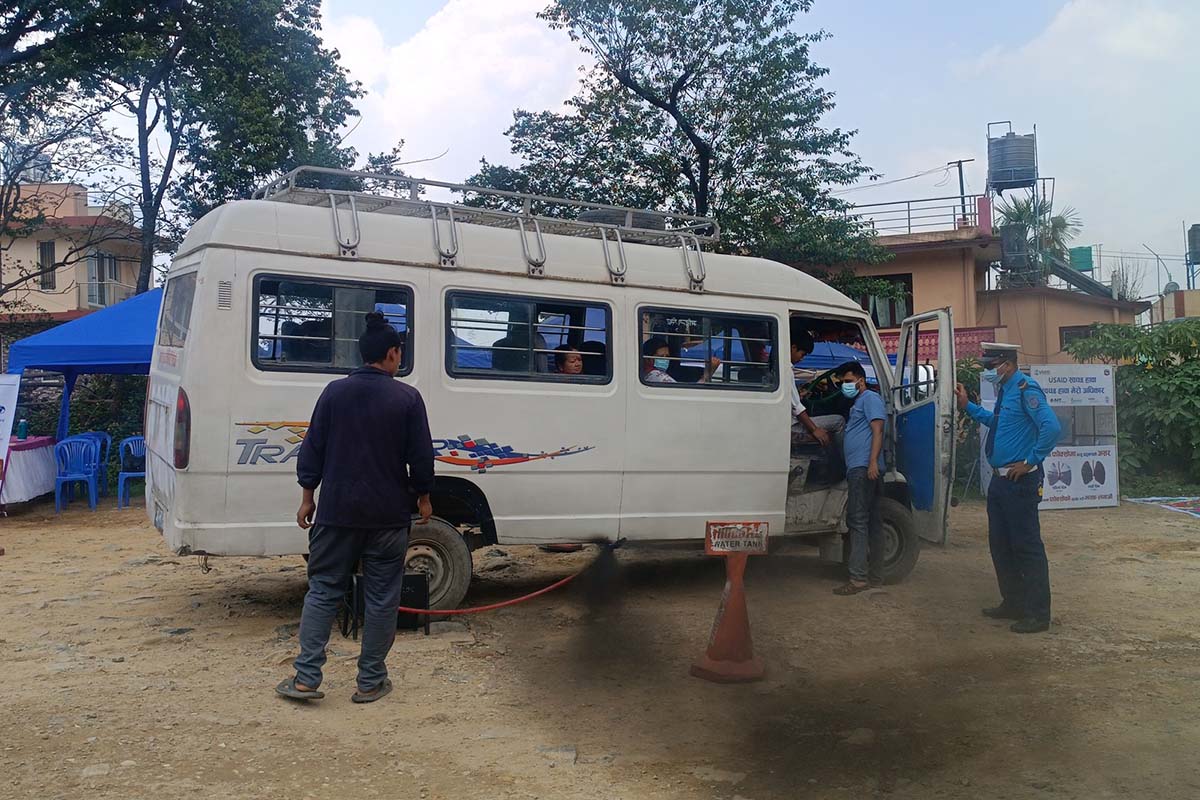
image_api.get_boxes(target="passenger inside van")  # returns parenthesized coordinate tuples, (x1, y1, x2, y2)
(493, 325, 550, 373)
(554, 345, 583, 376)
(578, 340, 606, 376)
(642, 337, 676, 383)
(642, 338, 720, 384)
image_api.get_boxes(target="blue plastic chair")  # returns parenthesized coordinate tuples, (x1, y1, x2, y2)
(55, 437, 100, 513)
(117, 436, 147, 509)
(79, 431, 113, 496)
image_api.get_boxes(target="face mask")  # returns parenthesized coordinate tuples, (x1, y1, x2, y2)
(841, 381, 860, 399)
(653, 358, 670, 372)
(981, 368, 1002, 384)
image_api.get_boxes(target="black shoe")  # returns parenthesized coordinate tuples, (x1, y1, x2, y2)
(981, 605, 1023, 620)
(1010, 618, 1050, 634)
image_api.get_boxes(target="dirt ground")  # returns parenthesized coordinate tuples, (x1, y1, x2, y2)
(2, 499, 1200, 800)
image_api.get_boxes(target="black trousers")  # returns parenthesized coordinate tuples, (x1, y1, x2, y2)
(986, 470, 1051, 622)
(294, 525, 409, 692)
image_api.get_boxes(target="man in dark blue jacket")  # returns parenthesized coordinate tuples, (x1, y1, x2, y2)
(276, 312, 435, 703)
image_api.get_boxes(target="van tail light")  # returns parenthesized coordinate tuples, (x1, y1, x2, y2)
(173, 387, 191, 469)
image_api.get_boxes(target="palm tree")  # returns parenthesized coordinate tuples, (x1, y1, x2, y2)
(996, 194, 1083, 261)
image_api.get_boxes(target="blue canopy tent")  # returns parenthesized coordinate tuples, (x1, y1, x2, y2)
(7, 288, 163, 440)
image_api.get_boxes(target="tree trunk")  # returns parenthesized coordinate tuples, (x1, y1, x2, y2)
(135, 93, 156, 295)
(136, 208, 156, 294)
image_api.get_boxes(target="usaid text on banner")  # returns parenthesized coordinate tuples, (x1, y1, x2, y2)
(1030, 365, 1114, 407)
(705, 521, 769, 555)
(1040, 446, 1119, 509)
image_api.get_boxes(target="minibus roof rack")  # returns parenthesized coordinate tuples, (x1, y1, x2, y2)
(250, 166, 720, 246)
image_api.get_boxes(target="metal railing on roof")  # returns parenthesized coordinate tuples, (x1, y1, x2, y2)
(251, 166, 719, 244)
(848, 194, 988, 236)
(248, 166, 719, 292)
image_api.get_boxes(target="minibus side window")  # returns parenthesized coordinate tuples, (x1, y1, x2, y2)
(253, 275, 413, 375)
(446, 292, 611, 383)
(159, 272, 198, 347)
(638, 307, 777, 391)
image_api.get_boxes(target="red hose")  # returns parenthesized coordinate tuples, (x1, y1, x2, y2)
(397, 571, 579, 615)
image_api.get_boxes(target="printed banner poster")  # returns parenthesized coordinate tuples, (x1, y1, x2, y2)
(1040, 446, 1119, 509)
(1030, 365, 1114, 407)
(0, 374, 21, 475)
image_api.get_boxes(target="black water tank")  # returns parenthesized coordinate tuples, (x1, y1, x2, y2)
(1188, 223, 1200, 264)
(988, 132, 1038, 192)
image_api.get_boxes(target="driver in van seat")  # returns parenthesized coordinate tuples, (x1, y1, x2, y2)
(641, 337, 720, 383)
(276, 311, 435, 705)
(789, 329, 845, 448)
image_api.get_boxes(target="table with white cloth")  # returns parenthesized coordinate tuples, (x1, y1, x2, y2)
(1, 436, 57, 505)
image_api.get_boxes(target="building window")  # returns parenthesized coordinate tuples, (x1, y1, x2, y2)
(862, 274, 913, 329)
(637, 307, 778, 390)
(446, 292, 611, 383)
(253, 275, 413, 375)
(1060, 325, 1094, 351)
(38, 241, 56, 290)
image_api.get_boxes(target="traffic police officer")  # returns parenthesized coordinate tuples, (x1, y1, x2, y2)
(956, 343, 1061, 634)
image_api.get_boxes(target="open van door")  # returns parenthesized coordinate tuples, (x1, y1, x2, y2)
(892, 308, 956, 545)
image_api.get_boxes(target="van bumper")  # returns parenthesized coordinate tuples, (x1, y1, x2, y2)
(164, 520, 308, 557)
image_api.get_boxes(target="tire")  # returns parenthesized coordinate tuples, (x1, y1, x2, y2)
(405, 518, 472, 610)
(879, 498, 920, 584)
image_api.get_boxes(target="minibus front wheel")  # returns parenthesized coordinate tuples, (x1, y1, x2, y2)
(879, 498, 920, 584)
(406, 518, 473, 610)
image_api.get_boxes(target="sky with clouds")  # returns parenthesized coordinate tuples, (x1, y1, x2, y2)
(321, 0, 1200, 292)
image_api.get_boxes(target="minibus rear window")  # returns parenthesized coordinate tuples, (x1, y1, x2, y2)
(158, 272, 197, 347)
(638, 307, 778, 391)
(253, 276, 413, 375)
(446, 292, 611, 383)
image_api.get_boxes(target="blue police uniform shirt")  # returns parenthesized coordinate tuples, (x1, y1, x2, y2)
(843, 388, 887, 471)
(965, 370, 1061, 468)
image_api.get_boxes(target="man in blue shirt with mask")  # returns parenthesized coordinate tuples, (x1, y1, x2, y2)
(833, 361, 886, 595)
(956, 343, 1061, 634)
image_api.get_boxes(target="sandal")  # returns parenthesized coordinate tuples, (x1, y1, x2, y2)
(833, 581, 870, 596)
(275, 676, 325, 701)
(352, 678, 393, 704)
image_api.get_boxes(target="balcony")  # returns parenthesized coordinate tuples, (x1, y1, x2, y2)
(849, 194, 993, 237)
(79, 280, 135, 309)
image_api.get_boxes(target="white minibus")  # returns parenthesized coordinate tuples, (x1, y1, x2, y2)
(146, 167, 955, 609)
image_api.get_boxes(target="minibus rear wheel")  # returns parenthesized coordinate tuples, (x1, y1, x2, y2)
(406, 518, 473, 610)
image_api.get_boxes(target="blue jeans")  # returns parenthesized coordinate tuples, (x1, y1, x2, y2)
(846, 467, 884, 584)
(986, 470, 1051, 621)
(294, 525, 409, 692)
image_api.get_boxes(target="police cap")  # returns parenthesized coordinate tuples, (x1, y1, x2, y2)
(979, 342, 1020, 369)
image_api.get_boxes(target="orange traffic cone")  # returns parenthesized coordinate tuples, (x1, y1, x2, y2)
(690, 552, 765, 683)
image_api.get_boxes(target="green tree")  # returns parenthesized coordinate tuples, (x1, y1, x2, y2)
(4, 1, 364, 294)
(996, 194, 1082, 262)
(468, 0, 885, 266)
(1067, 320, 1200, 482)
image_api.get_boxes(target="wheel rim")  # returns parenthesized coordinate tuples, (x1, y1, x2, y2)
(406, 540, 450, 605)
(882, 520, 902, 567)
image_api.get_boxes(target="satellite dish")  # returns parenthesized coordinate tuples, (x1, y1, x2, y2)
(1164, 281, 1180, 294)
